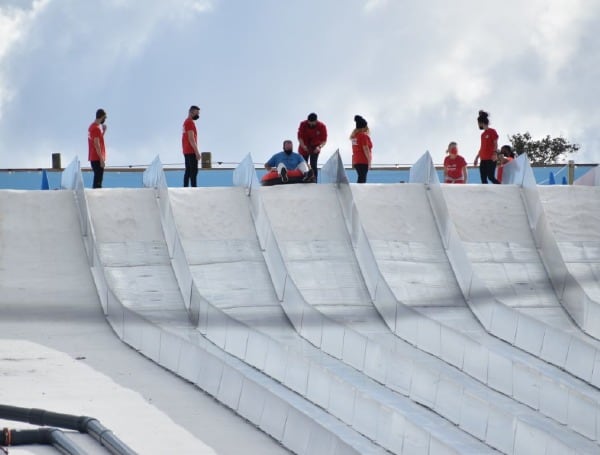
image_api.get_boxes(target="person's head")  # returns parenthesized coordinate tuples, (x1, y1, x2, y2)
(96, 108, 107, 124)
(477, 110, 490, 130)
(447, 141, 458, 155)
(500, 144, 514, 158)
(354, 115, 368, 129)
(307, 112, 318, 128)
(189, 105, 200, 121)
(283, 139, 293, 154)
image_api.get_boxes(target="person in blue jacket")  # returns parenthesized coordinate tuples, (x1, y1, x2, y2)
(264, 140, 314, 183)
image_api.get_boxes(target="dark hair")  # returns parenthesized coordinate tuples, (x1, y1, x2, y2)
(283, 139, 293, 146)
(354, 115, 368, 129)
(477, 110, 490, 125)
(95, 109, 106, 119)
(307, 113, 318, 122)
(189, 105, 200, 112)
(500, 144, 515, 158)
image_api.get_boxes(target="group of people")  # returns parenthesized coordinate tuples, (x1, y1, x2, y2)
(88, 106, 514, 189)
(264, 112, 373, 184)
(87, 107, 373, 188)
(443, 110, 516, 184)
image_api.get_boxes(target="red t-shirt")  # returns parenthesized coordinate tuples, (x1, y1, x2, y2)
(479, 128, 498, 160)
(88, 122, 105, 162)
(297, 120, 327, 157)
(182, 118, 197, 155)
(497, 156, 513, 183)
(351, 132, 372, 165)
(444, 154, 467, 180)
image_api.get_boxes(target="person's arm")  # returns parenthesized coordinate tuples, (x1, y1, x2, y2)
(317, 123, 328, 151)
(93, 137, 105, 167)
(363, 144, 372, 169)
(462, 163, 468, 183)
(443, 161, 448, 181)
(265, 155, 277, 171)
(187, 130, 200, 160)
(492, 138, 499, 161)
(297, 124, 308, 153)
(474, 151, 480, 166)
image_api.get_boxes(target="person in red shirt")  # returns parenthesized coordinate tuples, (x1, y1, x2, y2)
(473, 110, 500, 184)
(443, 142, 468, 183)
(351, 115, 372, 183)
(297, 112, 327, 182)
(496, 144, 515, 183)
(88, 108, 107, 189)
(182, 105, 201, 187)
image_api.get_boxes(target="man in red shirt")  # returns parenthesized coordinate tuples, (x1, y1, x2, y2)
(297, 112, 327, 182)
(473, 110, 499, 184)
(88, 108, 107, 189)
(182, 105, 201, 187)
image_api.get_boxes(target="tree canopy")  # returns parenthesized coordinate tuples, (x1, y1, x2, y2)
(507, 132, 580, 165)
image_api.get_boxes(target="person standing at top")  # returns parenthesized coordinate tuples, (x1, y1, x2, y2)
(351, 115, 372, 184)
(182, 105, 201, 187)
(473, 110, 499, 184)
(297, 112, 327, 182)
(443, 142, 468, 183)
(88, 108, 107, 189)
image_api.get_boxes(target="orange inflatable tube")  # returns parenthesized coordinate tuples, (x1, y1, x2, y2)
(261, 169, 305, 186)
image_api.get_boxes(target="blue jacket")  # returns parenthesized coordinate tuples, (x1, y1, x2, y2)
(266, 151, 305, 169)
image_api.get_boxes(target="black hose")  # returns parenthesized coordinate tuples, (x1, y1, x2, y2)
(1, 428, 86, 455)
(0, 405, 137, 455)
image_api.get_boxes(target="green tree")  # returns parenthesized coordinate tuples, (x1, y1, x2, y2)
(507, 132, 580, 165)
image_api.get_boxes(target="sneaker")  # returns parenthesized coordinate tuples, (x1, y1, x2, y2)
(280, 167, 288, 183)
(303, 169, 314, 182)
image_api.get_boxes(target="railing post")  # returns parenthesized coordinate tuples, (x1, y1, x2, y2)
(52, 153, 61, 169)
(568, 160, 575, 185)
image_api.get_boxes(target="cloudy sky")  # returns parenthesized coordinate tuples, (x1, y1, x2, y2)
(1, 0, 599, 169)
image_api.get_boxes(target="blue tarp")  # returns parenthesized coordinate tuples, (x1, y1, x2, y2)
(1, 166, 596, 190)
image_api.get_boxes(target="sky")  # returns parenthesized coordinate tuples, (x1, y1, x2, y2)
(1, 0, 599, 169)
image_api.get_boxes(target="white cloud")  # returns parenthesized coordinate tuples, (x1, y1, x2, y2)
(364, 0, 388, 13)
(0, 1, 598, 169)
(0, 0, 49, 119)
(529, 0, 587, 76)
(182, 0, 214, 14)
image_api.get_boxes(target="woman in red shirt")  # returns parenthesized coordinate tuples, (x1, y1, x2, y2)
(351, 115, 372, 183)
(443, 142, 468, 183)
(496, 144, 515, 183)
(473, 110, 500, 184)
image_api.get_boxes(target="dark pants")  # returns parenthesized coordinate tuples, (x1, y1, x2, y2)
(354, 164, 368, 183)
(302, 153, 319, 182)
(479, 159, 499, 184)
(184, 154, 199, 187)
(91, 160, 104, 188)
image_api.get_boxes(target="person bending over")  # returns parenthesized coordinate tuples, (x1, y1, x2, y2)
(297, 113, 327, 182)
